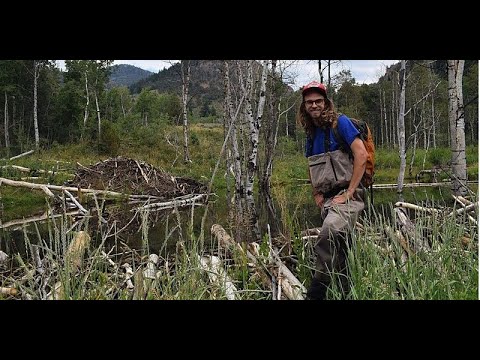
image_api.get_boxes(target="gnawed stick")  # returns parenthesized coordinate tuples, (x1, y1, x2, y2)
(122, 263, 135, 290)
(66, 231, 91, 271)
(395, 201, 439, 214)
(301, 227, 321, 237)
(47, 231, 91, 300)
(1, 287, 18, 296)
(0, 250, 8, 264)
(197, 255, 237, 300)
(142, 254, 159, 299)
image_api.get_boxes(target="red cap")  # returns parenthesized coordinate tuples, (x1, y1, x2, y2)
(302, 81, 327, 98)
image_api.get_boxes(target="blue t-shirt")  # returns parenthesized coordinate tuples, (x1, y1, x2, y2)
(305, 114, 360, 157)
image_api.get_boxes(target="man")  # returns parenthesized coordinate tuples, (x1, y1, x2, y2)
(296, 81, 367, 300)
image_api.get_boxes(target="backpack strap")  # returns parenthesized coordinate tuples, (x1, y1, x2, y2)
(307, 134, 313, 156)
(332, 125, 353, 158)
(324, 128, 330, 153)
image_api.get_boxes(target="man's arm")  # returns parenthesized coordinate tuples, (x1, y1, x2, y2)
(333, 137, 367, 204)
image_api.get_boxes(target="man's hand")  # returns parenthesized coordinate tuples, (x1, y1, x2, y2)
(332, 188, 354, 204)
(314, 193, 324, 208)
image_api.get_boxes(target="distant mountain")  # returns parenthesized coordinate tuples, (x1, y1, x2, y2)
(129, 60, 294, 112)
(129, 60, 225, 108)
(108, 64, 153, 88)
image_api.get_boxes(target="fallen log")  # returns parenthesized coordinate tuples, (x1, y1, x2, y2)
(448, 202, 478, 217)
(0, 164, 65, 176)
(0, 177, 130, 198)
(135, 194, 207, 211)
(395, 201, 439, 214)
(271, 246, 307, 300)
(0, 210, 80, 230)
(8, 149, 34, 161)
(0, 177, 55, 197)
(197, 255, 237, 300)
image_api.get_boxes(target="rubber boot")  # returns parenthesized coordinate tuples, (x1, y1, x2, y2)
(306, 278, 328, 300)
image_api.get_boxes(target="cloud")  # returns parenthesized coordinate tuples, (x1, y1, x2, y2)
(288, 60, 398, 89)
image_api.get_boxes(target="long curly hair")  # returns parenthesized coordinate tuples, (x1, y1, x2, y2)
(296, 93, 338, 139)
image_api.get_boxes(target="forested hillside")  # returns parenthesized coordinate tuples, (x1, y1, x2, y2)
(108, 64, 153, 88)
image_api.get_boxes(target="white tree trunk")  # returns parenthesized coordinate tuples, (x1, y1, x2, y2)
(4, 91, 9, 150)
(447, 60, 467, 196)
(94, 86, 101, 141)
(33, 61, 40, 150)
(245, 61, 268, 242)
(224, 61, 242, 195)
(181, 60, 191, 163)
(397, 60, 407, 193)
(120, 92, 126, 118)
(262, 60, 278, 190)
(83, 71, 90, 127)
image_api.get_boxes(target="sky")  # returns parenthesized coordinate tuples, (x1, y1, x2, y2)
(56, 60, 399, 90)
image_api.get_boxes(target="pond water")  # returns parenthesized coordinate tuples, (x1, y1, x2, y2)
(0, 182, 477, 258)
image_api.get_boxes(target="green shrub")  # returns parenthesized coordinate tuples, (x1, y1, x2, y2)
(190, 132, 200, 146)
(98, 121, 120, 156)
(428, 148, 449, 167)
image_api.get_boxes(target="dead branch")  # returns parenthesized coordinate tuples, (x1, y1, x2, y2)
(135, 160, 149, 184)
(63, 190, 88, 214)
(8, 149, 35, 161)
(0, 177, 55, 197)
(395, 201, 439, 214)
(135, 194, 207, 211)
(0, 177, 130, 198)
(0, 210, 80, 230)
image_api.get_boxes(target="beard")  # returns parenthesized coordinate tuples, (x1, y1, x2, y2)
(312, 114, 332, 128)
